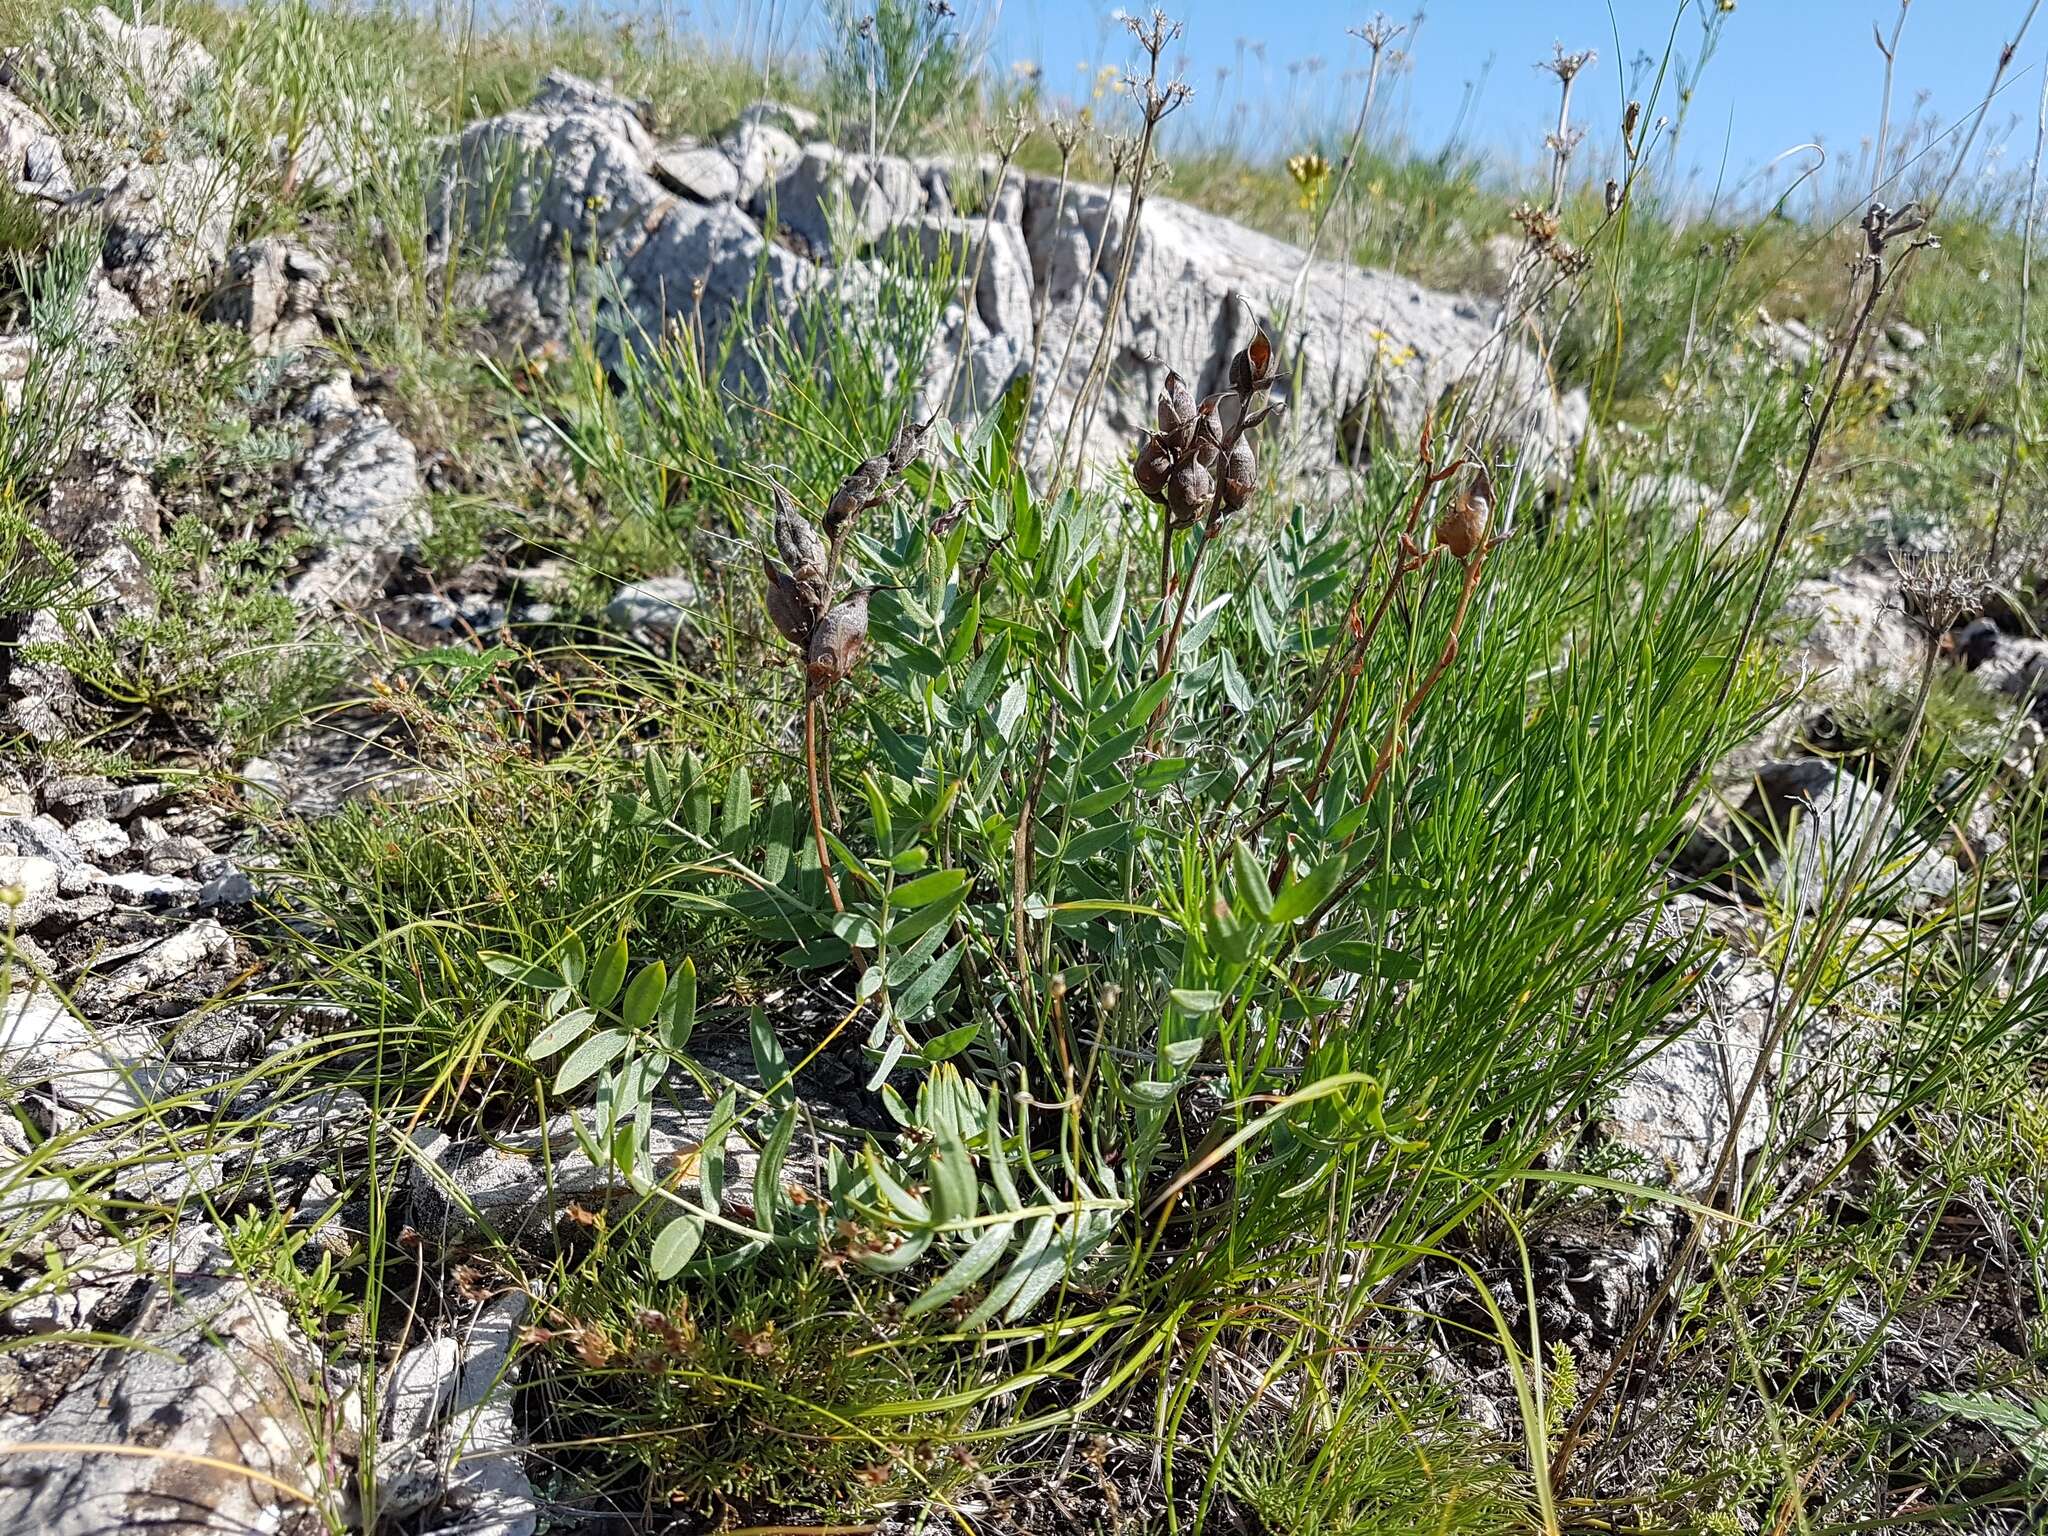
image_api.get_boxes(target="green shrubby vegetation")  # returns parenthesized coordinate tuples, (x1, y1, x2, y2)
(0, 1, 2044, 1532)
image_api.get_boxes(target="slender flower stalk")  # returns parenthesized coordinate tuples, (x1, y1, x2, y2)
(1054, 9, 1191, 488)
(1864, 4, 2039, 359)
(1024, 136, 1132, 466)
(1019, 115, 1085, 420)
(1993, 68, 2047, 573)
(939, 107, 1032, 419)
(1869, 1, 1911, 205)
(1542, 45, 1595, 216)
(1279, 14, 1401, 329)
(1708, 201, 1937, 733)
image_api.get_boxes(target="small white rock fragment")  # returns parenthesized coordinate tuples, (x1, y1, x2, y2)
(67, 817, 129, 860)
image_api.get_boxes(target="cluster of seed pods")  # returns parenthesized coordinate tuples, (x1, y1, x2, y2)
(760, 418, 931, 698)
(1131, 328, 1281, 527)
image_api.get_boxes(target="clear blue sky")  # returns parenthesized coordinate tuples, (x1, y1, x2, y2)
(982, 0, 2047, 199)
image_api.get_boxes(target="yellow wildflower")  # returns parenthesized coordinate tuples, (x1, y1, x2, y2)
(1287, 151, 1332, 213)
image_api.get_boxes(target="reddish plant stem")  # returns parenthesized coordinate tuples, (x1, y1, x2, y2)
(1361, 545, 1491, 801)
(1297, 553, 1433, 806)
(1154, 511, 1216, 681)
(804, 697, 844, 915)
(1300, 537, 1499, 937)
(1238, 424, 1461, 824)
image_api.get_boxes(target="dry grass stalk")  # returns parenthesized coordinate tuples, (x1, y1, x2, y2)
(1279, 13, 1402, 329)
(1055, 9, 1192, 487)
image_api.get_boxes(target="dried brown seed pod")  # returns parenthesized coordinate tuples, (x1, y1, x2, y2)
(1158, 369, 1196, 432)
(1191, 398, 1222, 465)
(761, 556, 812, 646)
(887, 415, 932, 473)
(772, 484, 829, 619)
(1229, 328, 1276, 396)
(1133, 432, 1175, 500)
(826, 454, 891, 536)
(930, 498, 970, 537)
(1435, 468, 1493, 560)
(773, 486, 828, 579)
(1165, 460, 1214, 522)
(806, 589, 873, 699)
(1219, 441, 1256, 511)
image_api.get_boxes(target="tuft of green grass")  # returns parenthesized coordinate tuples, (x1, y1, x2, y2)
(27, 513, 341, 750)
(2, 2, 2045, 1531)
(1220, 1372, 1529, 1535)
(528, 1250, 976, 1522)
(265, 641, 758, 1118)
(823, 0, 971, 152)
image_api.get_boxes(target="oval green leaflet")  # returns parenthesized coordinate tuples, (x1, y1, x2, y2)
(555, 1028, 628, 1093)
(650, 1211, 704, 1278)
(621, 961, 666, 1034)
(661, 957, 697, 1053)
(525, 1007, 596, 1060)
(586, 934, 629, 1011)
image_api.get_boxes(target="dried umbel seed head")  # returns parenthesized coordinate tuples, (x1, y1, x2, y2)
(806, 589, 873, 699)
(761, 556, 812, 647)
(1434, 468, 1493, 560)
(1894, 550, 1988, 631)
(826, 454, 891, 536)
(1228, 328, 1276, 397)
(1549, 242, 1593, 278)
(1165, 460, 1214, 523)
(1132, 431, 1175, 501)
(1219, 441, 1257, 511)
(1511, 201, 1560, 246)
